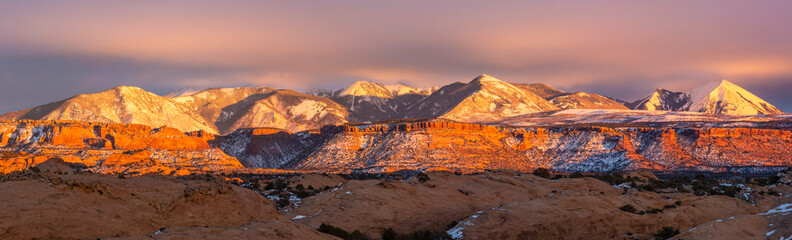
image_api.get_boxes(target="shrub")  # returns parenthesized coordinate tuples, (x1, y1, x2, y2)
(569, 172, 584, 178)
(382, 228, 397, 240)
(382, 228, 452, 240)
(768, 189, 781, 196)
(654, 226, 680, 240)
(318, 223, 366, 239)
(275, 198, 290, 209)
(447, 221, 458, 229)
(645, 208, 663, 214)
(416, 172, 431, 183)
(533, 168, 551, 179)
(619, 204, 637, 213)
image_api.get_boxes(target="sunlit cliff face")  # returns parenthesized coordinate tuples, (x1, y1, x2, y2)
(2, 1, 792, 113)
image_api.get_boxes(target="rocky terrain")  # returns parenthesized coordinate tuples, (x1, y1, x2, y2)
(0, 120, 241, 175)
(5, 158, 791, 239)
(0, 159, 333, 239)
(4, 116, 792, 175)
(217, 118, 792, 174)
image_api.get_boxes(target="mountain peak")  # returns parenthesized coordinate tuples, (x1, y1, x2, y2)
(110, 86, 145, 92)
(338, 80, 393, 98)
(471, 74, 503, 83)
(683, 79, 782, 115)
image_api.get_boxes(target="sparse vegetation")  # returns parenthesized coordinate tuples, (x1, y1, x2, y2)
(619, 204, 637, 214)
(533, 168, 551, 179)
(381, 227, 452, 240)
(318, 223, 366, 240)
(601, 173, 746, 198)
(653, 226, 680, 240)
(416, 172, 431, 183)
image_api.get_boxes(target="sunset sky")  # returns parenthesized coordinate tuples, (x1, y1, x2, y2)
(2, 1, 792, 113)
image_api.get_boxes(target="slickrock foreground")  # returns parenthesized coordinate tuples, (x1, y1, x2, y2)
(0, 159, 334, 239)
(2, 159, 792, 239)
(283, 171, 759, 239)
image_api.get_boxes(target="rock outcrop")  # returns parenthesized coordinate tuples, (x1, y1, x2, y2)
(0, 120, 242, 175)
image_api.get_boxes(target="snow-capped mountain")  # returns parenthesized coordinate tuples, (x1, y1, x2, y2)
(173, 87, 349, 134)
(213, 90, 349, 134)
(549, 92, 629, 110)
(682, 80, 782, 115)
(2, 77, 783, 136)
(321, 81, 399, 122)
(0, 86, 218, 134)
(384, 83, 437, 96)
(512, 83, 566, 99)
(401, 74, 561, 122)
(337, 81, 394, 98)
(1, 86, 348, 135)
(315, 81, 434, 122)
(630, 80, 782, 115)
(627, 88, 689, 111)
(164, 87, 201, 97)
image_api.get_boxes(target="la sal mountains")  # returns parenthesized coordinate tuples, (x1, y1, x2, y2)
(0, 74, 783, 135)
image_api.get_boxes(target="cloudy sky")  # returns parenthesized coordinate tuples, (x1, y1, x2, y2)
(2, 1, 792, 113)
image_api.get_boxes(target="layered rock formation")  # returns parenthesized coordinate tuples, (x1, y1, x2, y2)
(220, 119, 792, 173)
(0, 120, 242, 175)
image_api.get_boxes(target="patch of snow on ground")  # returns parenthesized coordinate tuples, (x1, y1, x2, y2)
(292, 215, 306, 220)
(446, 210, 487, 239)
(759, 203, 792, 215)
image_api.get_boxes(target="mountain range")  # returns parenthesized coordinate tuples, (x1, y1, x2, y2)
(0, 74, 783, 133)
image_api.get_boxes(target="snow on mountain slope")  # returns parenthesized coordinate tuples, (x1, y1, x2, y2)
(172, 87, 275, 126)
(629, 80, 782, 115)
(385, 83, 437, 96)
(496, 109, 781, 127)
(213, 90, 349, 134)
(164, 87, 201, 97)
(218, 120, 792, 173)
(682, 80, 782, 115)
(323, 81, 436, 122)
(549, 92, 629, 110)
(0, 86, 218, 134)
(338, 81, 394, 98)
(385, 83, 420, 96)
(512, 83, 566, 99)
(402, 74, 560, 122)
(628, 88, 689, 111)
